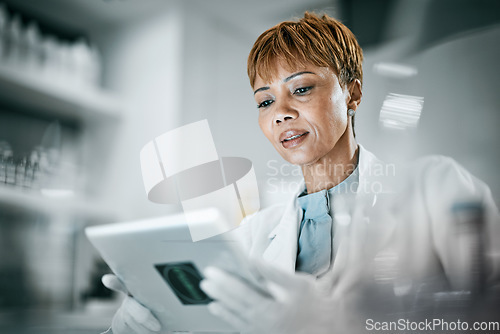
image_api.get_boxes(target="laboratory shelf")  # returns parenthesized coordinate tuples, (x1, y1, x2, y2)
(0, 305, 116, 333)
(0, 64, 122, 123)
(0, 185, 117, 221)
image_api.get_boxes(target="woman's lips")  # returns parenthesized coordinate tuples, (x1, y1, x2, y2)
(280, 130, 309, 149)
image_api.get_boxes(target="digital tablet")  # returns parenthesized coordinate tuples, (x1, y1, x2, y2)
(85, 208, 259, 333)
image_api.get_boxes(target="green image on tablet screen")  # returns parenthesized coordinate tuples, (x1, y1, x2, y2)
(155, 262, 212, 305)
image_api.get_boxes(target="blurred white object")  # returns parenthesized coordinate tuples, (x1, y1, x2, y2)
(140, 120, 260, 241)
(102, 274, 161, 334)
(379, 93, 424, 130)
(373, 62, 418, 79)
(88, 44, 102, 87)
(73, 39, 90, 88)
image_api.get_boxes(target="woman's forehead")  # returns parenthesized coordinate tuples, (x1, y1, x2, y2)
(257, 58, 308, 80)
(254, 61, 336, 86)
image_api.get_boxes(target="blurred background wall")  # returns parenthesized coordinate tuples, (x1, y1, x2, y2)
(0, 0, 498, 332)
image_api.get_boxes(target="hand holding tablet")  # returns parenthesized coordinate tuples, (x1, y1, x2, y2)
(86, 209, 260, 333)
(101, 274, 162, 333)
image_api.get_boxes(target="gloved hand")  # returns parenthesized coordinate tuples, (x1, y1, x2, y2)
(199, 260, 339, 334)
(102, 274, 162, 334)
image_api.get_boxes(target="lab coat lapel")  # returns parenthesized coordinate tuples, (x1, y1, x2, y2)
(326, 145, 398, 291)
(321, 146, 376, 284)
(262, 182, 304, 273)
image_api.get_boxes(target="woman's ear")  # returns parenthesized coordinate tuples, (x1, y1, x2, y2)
(347, 79, 362, 110)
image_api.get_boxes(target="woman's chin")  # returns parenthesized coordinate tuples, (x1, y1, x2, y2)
(278, 151, 318, 167)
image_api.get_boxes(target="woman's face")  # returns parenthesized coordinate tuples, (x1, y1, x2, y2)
(254, 62, 356, 166)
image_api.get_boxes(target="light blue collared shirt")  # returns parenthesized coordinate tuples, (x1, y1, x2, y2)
(295, 167, 359, 276)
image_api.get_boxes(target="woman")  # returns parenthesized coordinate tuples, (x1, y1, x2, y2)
(105, 12, 500, 334)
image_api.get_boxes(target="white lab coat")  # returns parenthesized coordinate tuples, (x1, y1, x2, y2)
(235, 144, 500, 298)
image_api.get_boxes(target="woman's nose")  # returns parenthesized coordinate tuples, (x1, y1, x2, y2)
(275, 115, 294, 124)
(274, 101, 297, 124)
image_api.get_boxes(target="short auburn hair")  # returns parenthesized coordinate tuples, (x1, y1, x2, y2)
(247, 12, 363, 88)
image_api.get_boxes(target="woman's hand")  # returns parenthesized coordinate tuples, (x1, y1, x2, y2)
(199, 260, 339, 334)
(102, 274, 162, 334)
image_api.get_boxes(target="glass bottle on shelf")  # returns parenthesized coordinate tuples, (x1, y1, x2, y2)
(0, 155, 5, 184)
(15, 156, 26, 187)
(23, 158, 33, 188)
(6, 15, 22, 68)
(31, 161, 40, 190)
(29, 147, 42, 190)
(5, 150, 15, 185)
(25, 23, 41, 72)
(0, 140, 10, 183)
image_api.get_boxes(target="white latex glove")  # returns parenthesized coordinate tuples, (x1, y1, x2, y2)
(102, 274, 162, 334)
(199, 260, 338, 334)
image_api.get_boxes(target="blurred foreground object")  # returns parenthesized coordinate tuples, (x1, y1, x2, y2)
(353, 156, 500, 325)
(140, 120, 260, 241)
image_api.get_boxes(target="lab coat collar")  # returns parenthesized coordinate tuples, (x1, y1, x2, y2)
(357, 144, 378, 181)
(263, 179, 304, 272)
(356, 144, 381, 198)
(262, 144, 377, 272)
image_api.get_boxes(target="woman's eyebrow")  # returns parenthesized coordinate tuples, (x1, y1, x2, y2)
(283, 71, 315, 82)
(254, 86, 269, 95)
(253, 71, 316, 95)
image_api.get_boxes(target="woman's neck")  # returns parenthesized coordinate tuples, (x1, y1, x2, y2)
(301, 134, 358, 194)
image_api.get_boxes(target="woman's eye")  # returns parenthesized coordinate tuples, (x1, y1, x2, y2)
(257, 99, 274, 109)
(294, 86, 312, 95)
